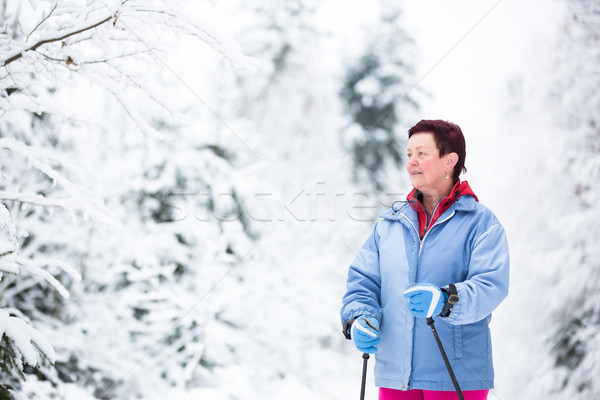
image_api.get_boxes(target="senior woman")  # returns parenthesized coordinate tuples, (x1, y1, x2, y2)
(341, 120, 509, 400)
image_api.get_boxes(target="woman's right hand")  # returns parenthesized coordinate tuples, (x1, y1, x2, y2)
(351, 316, 380, 354)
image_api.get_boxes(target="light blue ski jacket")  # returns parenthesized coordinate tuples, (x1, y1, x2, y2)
(340, 194, 509, 391)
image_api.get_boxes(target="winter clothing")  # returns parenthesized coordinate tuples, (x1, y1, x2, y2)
(403, 283, 448, 318)
(407, 180, 478, 238)
(379, 388, 489, 400)
(340, 181, 509, 391)
(351, 316, 381, 353)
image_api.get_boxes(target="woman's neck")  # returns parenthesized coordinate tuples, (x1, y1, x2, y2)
(420, 181, 455, 214)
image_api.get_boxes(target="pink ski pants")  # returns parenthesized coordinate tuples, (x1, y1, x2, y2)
(379, 388, 489, 400)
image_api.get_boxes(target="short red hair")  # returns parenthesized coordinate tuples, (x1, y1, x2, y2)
(408, 119, 467, 182)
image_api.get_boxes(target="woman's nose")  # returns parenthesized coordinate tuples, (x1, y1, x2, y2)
(407, 156, 417, 166)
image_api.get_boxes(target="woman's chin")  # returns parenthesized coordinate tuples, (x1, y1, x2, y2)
(409, 178, 423, 190)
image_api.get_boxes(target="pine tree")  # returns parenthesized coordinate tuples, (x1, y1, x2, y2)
(339, 6, 419, 191)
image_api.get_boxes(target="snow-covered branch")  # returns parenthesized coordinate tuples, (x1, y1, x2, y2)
(1, 13, 116, 67)
(0, 203, 18, 277)
(0, 0, 259, 396)
(0, 138, 121, 228)
(0, 308, 56, 373)
(25, 4, 58, 43)
(16, 255, 82, 300)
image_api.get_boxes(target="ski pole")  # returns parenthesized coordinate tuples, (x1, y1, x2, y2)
(359, 317, 377, 400)
(360, 352, 369, 400)
(426, 317, 465, 400)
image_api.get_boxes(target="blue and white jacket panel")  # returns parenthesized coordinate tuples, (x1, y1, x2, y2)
(340, 195, 510, 391)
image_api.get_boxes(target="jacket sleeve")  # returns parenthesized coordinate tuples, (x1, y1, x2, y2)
(340, 223, 383, 328)
(444, 222, 510, 325)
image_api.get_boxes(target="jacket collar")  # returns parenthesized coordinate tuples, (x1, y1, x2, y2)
(407, 180, 478, 210)
(380, 180, 478, 222)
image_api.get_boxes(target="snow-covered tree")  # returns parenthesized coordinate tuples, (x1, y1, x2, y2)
(498, 1, 600, 398)
(1, 1, 256, 398)
(339, 5, 420, 191)
(545, 1, 600, 397)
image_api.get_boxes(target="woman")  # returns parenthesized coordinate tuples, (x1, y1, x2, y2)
(340, 120, 509, 400)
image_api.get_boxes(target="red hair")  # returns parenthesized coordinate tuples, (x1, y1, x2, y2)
(408, 119, 467, 182)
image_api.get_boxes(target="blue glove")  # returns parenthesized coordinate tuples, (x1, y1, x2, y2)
(350, 316, 380, 354)
(403, 283, 448, 318)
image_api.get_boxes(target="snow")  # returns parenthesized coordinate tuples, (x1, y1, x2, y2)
(1, 0, 597, 398)
(0, 309, 56, 366)
(0, 137, 120, 228)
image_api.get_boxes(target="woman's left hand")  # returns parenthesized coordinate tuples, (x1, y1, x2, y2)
(403, 283, 448, 318)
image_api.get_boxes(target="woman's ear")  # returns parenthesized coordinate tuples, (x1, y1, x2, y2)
(446, 152, 459, 171)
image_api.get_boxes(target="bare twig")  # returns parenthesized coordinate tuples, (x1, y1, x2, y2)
(36, 52, 76, 65)
(0, 250, 15, 258)
(26, 3, 58, 43)
(80, 49, 152, 64)
(2, 13, 116, 67)
(106, 88, 160, 139)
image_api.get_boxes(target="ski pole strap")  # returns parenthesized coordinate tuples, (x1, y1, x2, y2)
(342, 317, 357, 340)
(440, 283, 458, 317)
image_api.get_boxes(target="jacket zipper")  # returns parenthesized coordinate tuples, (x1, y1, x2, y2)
(409, 198, 444, 241)
(398, 203, 457, 389)
(410, 199, 443, 258)
(400, 208, 457, 273)
(419, 211, 456, 259)
(419, 201, 440, 252)
(398, 213, 418, 390)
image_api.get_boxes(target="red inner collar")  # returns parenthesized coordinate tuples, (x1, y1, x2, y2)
(406, 180, 478, 238)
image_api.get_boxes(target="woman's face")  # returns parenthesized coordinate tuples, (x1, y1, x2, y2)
(406, 132, 454, 194)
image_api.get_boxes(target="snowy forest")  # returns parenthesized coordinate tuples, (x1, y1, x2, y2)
(0, 0, 598, 399)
